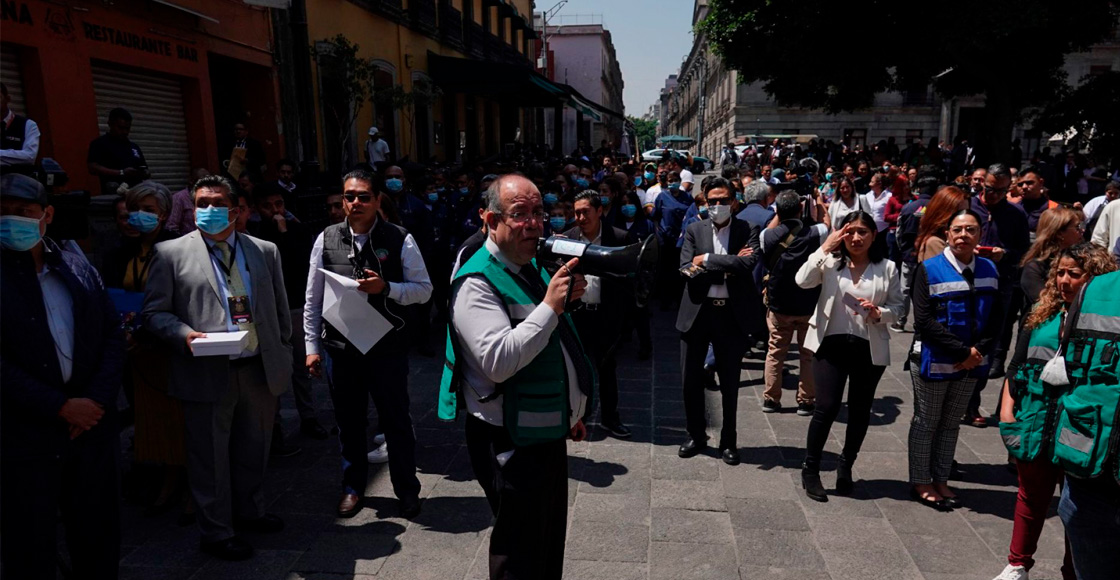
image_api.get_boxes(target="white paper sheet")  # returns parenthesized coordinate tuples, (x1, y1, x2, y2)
(319, 269, 393, 354)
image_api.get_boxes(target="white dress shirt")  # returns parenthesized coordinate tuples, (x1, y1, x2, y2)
(704, 222, 731, 299)
(202, 231, 258, 358)
(304, 220, 433, 355)
(825, 267, 873, 340)
(39, 264, 75, 383)
(450, 238, 586, 427)
(864, 189, 892, 232)
(1091, 198, 1120, 251)
(942, 245, 975, 275)
(0, 109, 40, 167)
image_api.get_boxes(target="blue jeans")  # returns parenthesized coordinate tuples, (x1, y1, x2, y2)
(1059, 478, 1120, 579)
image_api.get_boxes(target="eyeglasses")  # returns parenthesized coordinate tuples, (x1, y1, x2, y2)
(500, 210, 547, 224)
(949, 226, 980, 235)
(343, 193, 375, 203)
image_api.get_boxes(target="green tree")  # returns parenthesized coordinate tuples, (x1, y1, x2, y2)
(314, 34, 376, 171)
(629, 116, 658, 152)
(698, 0, 1117, 164)
(1034, 71, 1120, 164)
(373, 79, 444, 161)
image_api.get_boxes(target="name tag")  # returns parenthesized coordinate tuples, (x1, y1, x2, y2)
(228, 295, 252, 325)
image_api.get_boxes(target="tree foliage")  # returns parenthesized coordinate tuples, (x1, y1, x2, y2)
(374, 79, 444, 159)
(1035, 71, 1120, 163)
(697, 0, 1117, 159)
(314, 34, 376, 169)
(628, 116, 658, 152)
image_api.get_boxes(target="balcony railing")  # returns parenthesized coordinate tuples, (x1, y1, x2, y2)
(439, 4, 464, 50)
(465, 22, 485, 59)
(408, 0, 438, 36)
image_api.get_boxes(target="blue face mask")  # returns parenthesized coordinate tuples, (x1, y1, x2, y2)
(128, 210, 161, 233)
(600, 195, 612, 206)
(427, 192, 439, 203)
(459, 186, 470, 196)
(698, 206, 709, 219)
(543, 193, 558, 205)
(549, 216, 566, 231)
(825, 172, 833, 182)
(574, 177, 590, 189)
(0, 215, 43, 251)
(669, 183, 681, 191)
(633, 176, 643, 187)
(385, 178, 404, 193)
(644, 171, 655, 181)
(195, 206, 232, 235)
(621, 204, 637, 218)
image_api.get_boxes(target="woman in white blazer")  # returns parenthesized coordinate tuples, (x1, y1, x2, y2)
(794, 210, 905, 503)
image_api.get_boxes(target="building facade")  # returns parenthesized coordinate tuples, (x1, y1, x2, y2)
(542, 22, 625, 155)
(1, 0, 282, 193)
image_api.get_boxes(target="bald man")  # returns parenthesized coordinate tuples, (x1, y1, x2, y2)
(437, 175, 592, 579)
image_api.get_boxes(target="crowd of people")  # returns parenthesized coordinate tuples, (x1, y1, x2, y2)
(2, 93, 1120, 580)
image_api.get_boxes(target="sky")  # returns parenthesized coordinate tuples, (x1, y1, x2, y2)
(540, 0, 695, 117)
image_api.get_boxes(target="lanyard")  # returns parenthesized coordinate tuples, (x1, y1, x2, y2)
(130, 245, 155, 288)
(207, 235, 240, 278)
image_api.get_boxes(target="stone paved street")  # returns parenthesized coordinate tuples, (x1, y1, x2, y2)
(116, 309, 1064, 580)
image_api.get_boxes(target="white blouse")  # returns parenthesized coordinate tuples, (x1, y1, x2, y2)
(824, 265, 875, 340)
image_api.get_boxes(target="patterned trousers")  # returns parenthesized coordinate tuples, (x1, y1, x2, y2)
(907, 364, 977, 484)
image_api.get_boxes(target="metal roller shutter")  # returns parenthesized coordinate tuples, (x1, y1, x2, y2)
(0, 45, 26, 115)
(91, 61, 190, 192)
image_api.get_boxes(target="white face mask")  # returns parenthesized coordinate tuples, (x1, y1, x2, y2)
(708, 204, 731, 225)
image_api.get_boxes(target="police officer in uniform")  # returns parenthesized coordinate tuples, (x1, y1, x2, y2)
(304, 170, 432, 519)
(0, 83, 39, 176)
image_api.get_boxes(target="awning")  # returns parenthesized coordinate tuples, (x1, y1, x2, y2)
(560, 83, 624, 122)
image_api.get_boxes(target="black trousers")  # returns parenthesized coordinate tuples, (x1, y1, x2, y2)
(804, 334, 886, 470)
(465, 417, 568, 580)
(328, 346, 421, 500)
(1, 426, 120, 580)
(571, 309, 622, 424)
(657, 242, 684, 308)
(682, 301, 749, 449)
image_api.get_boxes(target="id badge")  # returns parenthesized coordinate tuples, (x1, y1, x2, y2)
(228, 295, 253, 325)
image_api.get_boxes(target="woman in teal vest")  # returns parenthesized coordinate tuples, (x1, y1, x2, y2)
(992, 243, 1115, 580)
(907, 209, 1002, 510)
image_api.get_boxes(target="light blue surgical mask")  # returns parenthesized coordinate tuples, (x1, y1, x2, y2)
(427, 192, 439, 203)
(0, 214, 43, 251)
(669, 183, 681, 191)
(621, 204, 637, 218)
(195, 206, 231, 235)
(543, 193, 558, 205)
(549, 216, 566, 231)
(633, 176, 643, 187)
(600, 195, 612, 206)
(698, 206, 709, 219)
(575, 177, 590, 189)
(825, 172, 833, 182)
(128, 210, 161, 233)
(385, 178, 404, 193)
(644, 171, 655, 181)
(459, 187, 470, 196)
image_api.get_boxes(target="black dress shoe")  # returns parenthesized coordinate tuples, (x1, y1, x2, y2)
(200, 536, 253, 561)
(602, 420, 632, 439)
(300, 419, 329, 440)
(835, 460, 853, 496)
(399, 496, 421, 519)
(721, 448, 741, 466)
(801, 469, 828, 503)
(338, 493, 362, 518)
(678, 438, 705, 458)
(910, 487, 953, 512)
(234, 513, 284, 533)
(941, 495, 962, 509)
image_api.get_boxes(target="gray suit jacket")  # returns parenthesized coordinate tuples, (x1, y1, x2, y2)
(141, 230, 293, 402)
(675, 218, 761, 334)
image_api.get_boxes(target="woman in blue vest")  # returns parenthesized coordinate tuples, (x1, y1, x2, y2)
(992, 243, 1115, 580)
(907, 209, 1003, 510)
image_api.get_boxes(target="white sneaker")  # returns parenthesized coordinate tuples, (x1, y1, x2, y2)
(992, 564, 1028, 580)
(373, 433, 386, 446)
(366, 442, 389, 464)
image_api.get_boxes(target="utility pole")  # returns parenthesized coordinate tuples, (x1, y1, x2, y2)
(539, 0, 567, 77)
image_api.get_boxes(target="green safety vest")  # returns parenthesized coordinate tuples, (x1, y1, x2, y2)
(1000, 313, 1067, 462)
(436, 247, 595, 447)
(1052, 270, 1120, 481)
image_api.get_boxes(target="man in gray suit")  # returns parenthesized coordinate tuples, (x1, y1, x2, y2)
(676, 176, 761, 466)
(142, 174, 292, 561)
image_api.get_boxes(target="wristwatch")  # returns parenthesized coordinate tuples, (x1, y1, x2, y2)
(381, 281, 391, 296)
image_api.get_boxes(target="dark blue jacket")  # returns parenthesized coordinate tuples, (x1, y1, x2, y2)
(1, 239, 125, 459)
(736, 201, 775, 230)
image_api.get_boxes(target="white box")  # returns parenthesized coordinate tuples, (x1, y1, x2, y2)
(191, 331, 249, 357)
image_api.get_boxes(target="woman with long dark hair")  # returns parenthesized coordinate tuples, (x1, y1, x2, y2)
(795, 211, 904, 502)
(992, 243, 1115, 580)
(826, 177, 868, 230)
(907, 209, 1003, 510)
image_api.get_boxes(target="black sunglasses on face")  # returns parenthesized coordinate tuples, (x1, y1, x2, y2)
(708, 198, 732, 206)
(343, 193, 375, 203)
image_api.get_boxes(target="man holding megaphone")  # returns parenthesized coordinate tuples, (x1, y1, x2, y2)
(437, 175, 594, 579)
(563, 190, 633, 439)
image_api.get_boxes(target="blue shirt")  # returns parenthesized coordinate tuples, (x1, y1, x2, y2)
(653, 189, 692, 246)
(202, 231, 257, 357)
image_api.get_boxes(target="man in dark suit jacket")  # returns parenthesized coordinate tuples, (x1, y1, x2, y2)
(142, 175, 292, 562)
(676, 177, 761, 465)
(564, 190, 633, 438)
(0, 174, 125, 579)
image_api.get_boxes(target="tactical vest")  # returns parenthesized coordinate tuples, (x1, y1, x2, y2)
(319, 220, 407, 355)
(1052, 270, 1120, 482)
(437, 247, 593, 447)
(1, 115, 35, 176)
(919, 253, 999, 380)
(1000, 313, 1067, 462)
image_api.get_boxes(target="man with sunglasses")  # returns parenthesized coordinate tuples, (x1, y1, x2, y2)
(304, 170, 432, 520)
(967, 164, 1029, 414)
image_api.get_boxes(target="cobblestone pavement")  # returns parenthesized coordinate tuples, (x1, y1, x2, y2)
(115, 309, 1064, 579)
